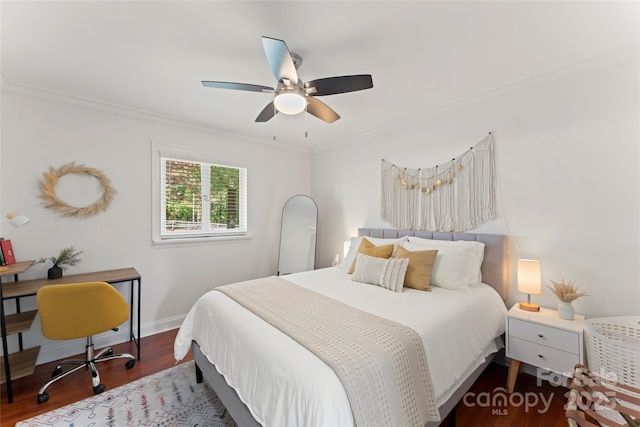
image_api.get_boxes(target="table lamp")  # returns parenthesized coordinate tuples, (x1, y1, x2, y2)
(1, 212, 31, 229)
(0, 211, 30, 271)
(517, 259, 541, 312)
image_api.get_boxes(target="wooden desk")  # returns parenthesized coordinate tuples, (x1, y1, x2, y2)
(0, 267, 141, 403)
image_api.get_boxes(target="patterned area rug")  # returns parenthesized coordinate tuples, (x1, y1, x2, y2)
(16, 361, 237, 427)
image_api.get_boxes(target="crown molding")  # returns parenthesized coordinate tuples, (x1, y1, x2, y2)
(0, 70, 310, 154)
(3, 43, 637, 155)
(314, 44, 640, 153)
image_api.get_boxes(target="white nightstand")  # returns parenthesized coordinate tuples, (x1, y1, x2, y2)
(506, 304, 584, 393)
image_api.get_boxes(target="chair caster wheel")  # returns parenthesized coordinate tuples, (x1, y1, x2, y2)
(125, 359, 135, 369)
(52, 367, 62, 377)
(37, 392, 49, 404)
(93, 383, 106, 395)
(105, 349, 113, 356)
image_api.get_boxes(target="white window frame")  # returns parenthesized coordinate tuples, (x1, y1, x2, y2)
(151, 140, 250, 247)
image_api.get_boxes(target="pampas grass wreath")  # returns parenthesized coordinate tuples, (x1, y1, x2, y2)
(16, 361, 237, 427)
(38, 162, 117, 218)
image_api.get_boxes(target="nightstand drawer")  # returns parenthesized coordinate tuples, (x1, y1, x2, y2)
(508, 336, 579, 375)
(509, 317, 579, 354)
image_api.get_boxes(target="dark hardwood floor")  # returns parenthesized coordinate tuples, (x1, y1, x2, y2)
(1, 329, 192, 426)
(1, 330, 569, 426)
(443, 361, 570, 427)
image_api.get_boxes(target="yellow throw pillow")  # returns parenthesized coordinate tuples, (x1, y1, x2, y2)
(395, 246, 438, 291)
(348, 238, 394, 274)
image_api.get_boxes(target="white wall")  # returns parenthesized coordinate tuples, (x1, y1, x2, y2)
(311, 56, 639, 318)
(1, 52, 638, 366)
(0, 87, 311, 362)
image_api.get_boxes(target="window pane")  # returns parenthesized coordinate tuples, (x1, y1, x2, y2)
(164, 160, 202, 232)
(153, 141, 249, 244)
(161, 156, 247, 238)
(210, 165, 240, 230)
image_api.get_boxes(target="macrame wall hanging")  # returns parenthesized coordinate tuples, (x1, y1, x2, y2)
(381, 132, 496, 232)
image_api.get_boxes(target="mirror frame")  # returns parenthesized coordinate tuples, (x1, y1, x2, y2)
(277, 195, 318, 275)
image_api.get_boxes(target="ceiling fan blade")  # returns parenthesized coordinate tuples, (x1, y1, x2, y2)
(262, 36, 298, 85)
(255, 101, 279, 122)
(304, 75, 373, 96)
(202, 81, 274, 93)
(306, 97, 340, 123)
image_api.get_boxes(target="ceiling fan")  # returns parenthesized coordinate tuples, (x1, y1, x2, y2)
(202, 36, 373, 124)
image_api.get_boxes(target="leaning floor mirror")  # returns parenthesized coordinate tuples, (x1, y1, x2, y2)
(277, 195, 318, 275)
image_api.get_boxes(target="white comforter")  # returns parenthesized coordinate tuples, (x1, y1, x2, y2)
(174, 267, 507, 427)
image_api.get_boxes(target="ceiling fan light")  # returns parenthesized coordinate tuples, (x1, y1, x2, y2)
(274, 91, 307, 115)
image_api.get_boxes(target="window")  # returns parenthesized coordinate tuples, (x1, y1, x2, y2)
(152, 141, 248, 244)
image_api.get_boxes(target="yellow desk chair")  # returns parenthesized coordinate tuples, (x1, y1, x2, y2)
(36, 281, 136, 404)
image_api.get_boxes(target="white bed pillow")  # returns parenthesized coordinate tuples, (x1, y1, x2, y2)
(351, 253, 408, 293)
(406, 237, 485, 284)
(400, 241, 478, 291)
(339, 235, 408, 270)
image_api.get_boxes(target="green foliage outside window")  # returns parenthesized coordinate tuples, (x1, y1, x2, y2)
(165, 160, 240, 230)
(165, 160, 202, 225)
(210, 165, 239, 228)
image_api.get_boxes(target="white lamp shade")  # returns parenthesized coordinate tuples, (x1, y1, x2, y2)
(517, 259, 541, 295)
(4, 212, 31, 228)
(343, 240, 352, 258)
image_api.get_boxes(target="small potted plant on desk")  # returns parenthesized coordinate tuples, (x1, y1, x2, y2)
(37, 246, 83, 279)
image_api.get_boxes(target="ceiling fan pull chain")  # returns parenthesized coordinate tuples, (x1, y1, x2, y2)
(273, 103, 277, 141)
(305, 102, 308, 138)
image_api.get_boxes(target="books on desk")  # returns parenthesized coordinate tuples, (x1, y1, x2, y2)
(0, 239, 16, 265)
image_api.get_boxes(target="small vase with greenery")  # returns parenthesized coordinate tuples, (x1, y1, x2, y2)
(37, 246, 83, 279)
(547, 279, 587, 320)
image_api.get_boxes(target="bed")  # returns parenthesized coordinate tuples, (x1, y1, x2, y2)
(174, 228, 509, 426)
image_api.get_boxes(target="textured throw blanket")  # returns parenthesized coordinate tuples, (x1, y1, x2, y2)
(216, 276, 440, 427)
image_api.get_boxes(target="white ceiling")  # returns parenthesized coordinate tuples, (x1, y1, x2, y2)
(2, 1, 638, 148)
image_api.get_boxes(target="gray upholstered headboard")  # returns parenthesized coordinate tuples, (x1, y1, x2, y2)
(358, 228, 508, 300)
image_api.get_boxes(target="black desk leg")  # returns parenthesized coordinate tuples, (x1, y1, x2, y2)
(137, 278, 141, 360)
(1, 280, 14, 403)
(129, 279, 133, 345)
(128, 278, 141, 361)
